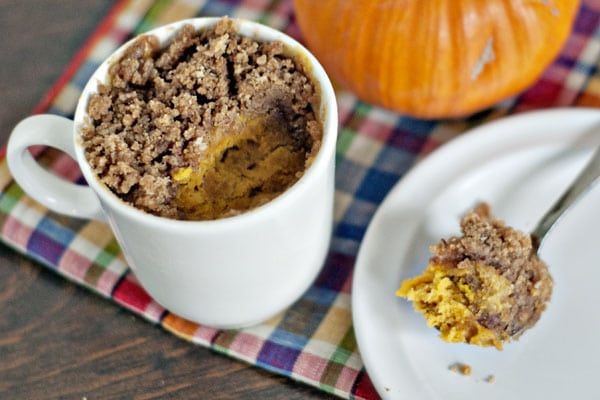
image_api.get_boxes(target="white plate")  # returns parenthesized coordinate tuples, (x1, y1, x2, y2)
(352, 108, 600, 400)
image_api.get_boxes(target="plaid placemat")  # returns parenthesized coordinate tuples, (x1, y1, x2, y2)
(2, 1, 600, 398)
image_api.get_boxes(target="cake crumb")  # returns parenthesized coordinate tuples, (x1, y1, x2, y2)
(485, 374, 496, 384)
(449, 362, 472, 376)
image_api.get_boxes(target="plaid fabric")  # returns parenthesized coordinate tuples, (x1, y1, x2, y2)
(2, 1, 600, 398)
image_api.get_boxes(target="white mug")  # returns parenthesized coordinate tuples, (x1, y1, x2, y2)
(7, 17, 338, 328)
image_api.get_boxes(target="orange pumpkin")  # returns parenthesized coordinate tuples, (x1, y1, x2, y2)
(293, 0, 581, 118)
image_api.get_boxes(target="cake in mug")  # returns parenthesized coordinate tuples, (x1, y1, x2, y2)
(397, 203, 553, 350)
(81, 17, 322, 220)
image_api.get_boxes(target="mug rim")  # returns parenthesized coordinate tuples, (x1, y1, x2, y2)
(73, 17, 338, 230)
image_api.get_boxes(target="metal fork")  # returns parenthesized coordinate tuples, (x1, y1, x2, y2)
(531, 146, 600, 250)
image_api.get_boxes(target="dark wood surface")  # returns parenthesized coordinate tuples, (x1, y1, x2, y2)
(0, 1, 336, 399)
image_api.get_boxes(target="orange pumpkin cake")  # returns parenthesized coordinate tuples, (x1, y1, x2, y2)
(397, 203, 553, 350)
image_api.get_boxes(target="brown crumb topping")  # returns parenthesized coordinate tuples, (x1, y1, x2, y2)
(81, 17, 322, 220)
(431, 203, 553, 338)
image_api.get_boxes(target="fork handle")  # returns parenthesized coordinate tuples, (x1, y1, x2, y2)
(532, 146, 600, 249)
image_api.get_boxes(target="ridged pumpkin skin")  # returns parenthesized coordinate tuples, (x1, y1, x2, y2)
(293, 0, 581, 118)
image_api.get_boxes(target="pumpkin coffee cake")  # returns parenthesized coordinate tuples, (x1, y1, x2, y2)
(397, 203, 553, 350)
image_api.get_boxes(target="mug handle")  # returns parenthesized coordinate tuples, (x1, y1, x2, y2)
(7, 114, 106, 222)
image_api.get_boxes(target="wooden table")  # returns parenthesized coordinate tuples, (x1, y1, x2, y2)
(0, 1, 336, 398)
